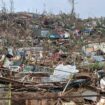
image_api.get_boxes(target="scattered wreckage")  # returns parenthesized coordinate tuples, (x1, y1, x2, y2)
(0, 62, 102, 105)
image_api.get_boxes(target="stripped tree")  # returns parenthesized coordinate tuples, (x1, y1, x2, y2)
(10, 0, 14, 13)
(68, 0, 75, 16)
(1, 0, 7, 14)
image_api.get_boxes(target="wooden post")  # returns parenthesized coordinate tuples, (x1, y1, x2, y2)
(8, 83, 11, 105)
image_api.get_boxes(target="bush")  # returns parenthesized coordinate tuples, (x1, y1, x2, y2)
(89, 62, 104, 70)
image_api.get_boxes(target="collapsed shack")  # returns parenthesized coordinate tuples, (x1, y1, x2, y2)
(0, 71, 100, 105)
(12, 92, 84, 105)
(0, 86, 100, 105)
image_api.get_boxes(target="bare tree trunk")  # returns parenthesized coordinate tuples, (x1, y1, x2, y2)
(68, 0, 75, 16)
(10, 0, 14, 13)
(1, 0, 7, 14)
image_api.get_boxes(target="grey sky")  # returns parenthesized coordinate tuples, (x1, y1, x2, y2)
(0, 0, 105, 19)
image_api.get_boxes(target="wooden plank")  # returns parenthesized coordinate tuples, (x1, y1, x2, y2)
(19, 72, 50, 77)
(0, 77, 23, 85)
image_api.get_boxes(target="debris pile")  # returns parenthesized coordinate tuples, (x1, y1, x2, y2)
(0, 11, 105, 105)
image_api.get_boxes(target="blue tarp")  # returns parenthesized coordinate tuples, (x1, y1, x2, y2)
(82, 29, 94, 33)
(93, 56, 105, 62)
(49, 34, 61, 39)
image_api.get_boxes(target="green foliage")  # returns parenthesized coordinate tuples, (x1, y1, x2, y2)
(89, 62, 105, 70)
(49, 68, 54, 73)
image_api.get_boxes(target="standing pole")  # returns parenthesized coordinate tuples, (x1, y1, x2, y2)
(8, 83, 11, 105)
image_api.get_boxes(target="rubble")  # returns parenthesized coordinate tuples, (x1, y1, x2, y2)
(0, 9, 105, 105)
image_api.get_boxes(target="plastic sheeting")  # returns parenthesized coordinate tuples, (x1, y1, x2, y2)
(42, 64, 79, 82)
(93, 56, 105, 62)
(53, 64, 78, 78)
(82, 90, 98, 101)
(100, 78, 105, 90)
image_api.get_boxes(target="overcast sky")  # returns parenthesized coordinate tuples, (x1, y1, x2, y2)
(0, 0, 105, 19)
